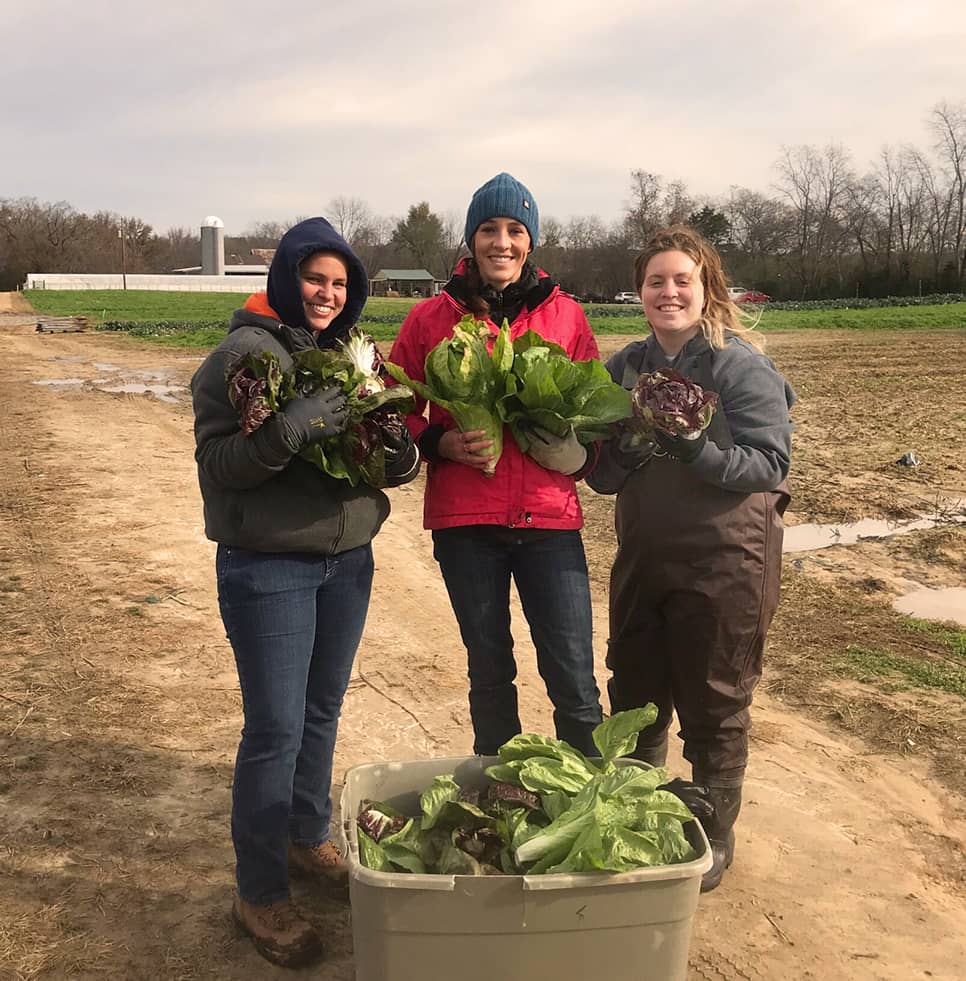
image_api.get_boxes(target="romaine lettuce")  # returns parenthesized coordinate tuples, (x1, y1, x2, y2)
(385, 316, 511, 475)
(498, 329, 632, 449)
(355, 707, 700, 877)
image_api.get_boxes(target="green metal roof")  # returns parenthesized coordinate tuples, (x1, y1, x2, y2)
(372, 269, 436, 280)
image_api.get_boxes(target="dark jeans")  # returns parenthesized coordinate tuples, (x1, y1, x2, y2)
(216, 543, 373, 905)
(432, 527, 602, 756)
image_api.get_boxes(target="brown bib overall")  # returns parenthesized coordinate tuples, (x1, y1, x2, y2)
(606, 341, 789, 779)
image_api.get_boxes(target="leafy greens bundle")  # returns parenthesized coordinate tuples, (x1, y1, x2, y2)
(385, 316, 513, 476)
(355, 707, 700, 877)
(227, 328, 415, 488)
(384, 315, 632, 474)
(498, 329, 632, 452)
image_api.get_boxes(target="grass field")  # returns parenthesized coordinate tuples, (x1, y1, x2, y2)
(23, 290, 419, 323)
(24, 289, 966, 346)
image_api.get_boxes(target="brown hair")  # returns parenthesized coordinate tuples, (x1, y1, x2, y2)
(633, 225, 764, 351)
(461, 258, 491, 319)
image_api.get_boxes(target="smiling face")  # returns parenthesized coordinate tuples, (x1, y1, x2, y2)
(298, 252, 348, 334)
(640, 249, 705, 356)
(471, 217, 531, 290)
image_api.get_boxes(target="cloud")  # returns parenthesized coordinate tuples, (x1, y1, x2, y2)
(2, 0, 965, 233)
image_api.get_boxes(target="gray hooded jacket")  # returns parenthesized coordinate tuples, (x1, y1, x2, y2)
(588, 331, 796, 496)
(190, 217, 390, 554)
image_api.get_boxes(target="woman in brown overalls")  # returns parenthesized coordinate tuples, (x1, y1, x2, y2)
(587, 226, 795, 892)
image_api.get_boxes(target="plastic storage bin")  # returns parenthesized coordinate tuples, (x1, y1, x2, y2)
(340, 755, 712, 981)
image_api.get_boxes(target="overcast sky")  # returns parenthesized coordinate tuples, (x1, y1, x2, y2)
(4, 0, 965, 236)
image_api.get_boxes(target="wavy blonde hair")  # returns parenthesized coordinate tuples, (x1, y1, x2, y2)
(633, 225, 764, 351)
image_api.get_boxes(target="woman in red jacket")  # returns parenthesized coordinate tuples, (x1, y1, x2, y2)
(389, 173, 603, 756)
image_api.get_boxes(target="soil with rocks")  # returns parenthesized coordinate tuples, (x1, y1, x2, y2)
(1, 309, 965, 980)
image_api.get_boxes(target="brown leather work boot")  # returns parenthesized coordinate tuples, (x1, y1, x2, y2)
(231, 895, 324, 968)
(288, 840, 350, 898)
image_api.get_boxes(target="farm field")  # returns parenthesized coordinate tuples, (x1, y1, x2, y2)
(1, 301, 965, 980)
(25, 288, 966, 337)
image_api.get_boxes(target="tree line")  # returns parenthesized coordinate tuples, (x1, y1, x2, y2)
(2, 101, 963, 300)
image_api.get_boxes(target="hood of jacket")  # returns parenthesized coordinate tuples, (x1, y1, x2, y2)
(264, 216, 368, 345)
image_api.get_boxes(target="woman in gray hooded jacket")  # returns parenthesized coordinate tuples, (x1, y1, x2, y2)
(191, 217, 417, 967)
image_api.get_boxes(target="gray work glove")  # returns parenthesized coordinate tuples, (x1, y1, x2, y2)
(280, 385, 349, 452)
(526, 425, 587, 475)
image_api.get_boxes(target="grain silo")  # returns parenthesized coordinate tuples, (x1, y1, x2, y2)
(200, 216, 225, 276)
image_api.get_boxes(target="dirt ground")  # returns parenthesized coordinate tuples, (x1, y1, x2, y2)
(1, 310, 965, 980)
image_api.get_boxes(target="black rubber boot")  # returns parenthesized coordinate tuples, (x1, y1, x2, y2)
(694, 782, 742, 893)
(630, 734, 668, 768)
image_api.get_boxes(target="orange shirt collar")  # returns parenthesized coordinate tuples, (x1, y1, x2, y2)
(243, 292, 280, 320)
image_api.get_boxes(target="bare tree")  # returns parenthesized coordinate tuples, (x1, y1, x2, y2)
(873, 146, 929, 288)
(0, 197, 161, 286)
(563, 215, 607, 250)
(842, 172, 883, 282)
(894, 147, 930, 285)
(775, 144, 853, 296)
(908, 147, 953, 285)
(726, 187, 794, 288)
(662, 180, 694, 226)
(156, 226, 201, 273)
(0, 198, 66, 287)
(348, 215, 394, 279)
(326, 196, 373, 246)
(540, 216, 563, 248)
(929, 101, 966, 286)
(875, 147, 905, 281)
(624, 170, 665, 248)
(245, 220, 295, 242)
(120, 217, 155, 271)
(439, 209, 465, 278)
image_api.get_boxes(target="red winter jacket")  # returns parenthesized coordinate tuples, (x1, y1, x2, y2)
(388, 267, 600, 531)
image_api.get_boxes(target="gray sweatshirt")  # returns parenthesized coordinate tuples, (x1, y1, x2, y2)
(587, 332, 796, 496)
(190, 309, 390, 554)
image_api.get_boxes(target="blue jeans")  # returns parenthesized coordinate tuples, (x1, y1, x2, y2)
(432, 527, 602, 756)
(216, 543, 373, 905)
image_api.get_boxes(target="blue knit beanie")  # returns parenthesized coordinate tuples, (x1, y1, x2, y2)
(464, 172, 539, 249)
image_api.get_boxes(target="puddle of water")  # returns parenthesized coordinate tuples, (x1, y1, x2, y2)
(36, 350, 189, 403)
(894, 587, 966, 627)
(102, 367, 182, 384)
(99, 383, 186, 403)
(783, 514, 965, 553)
